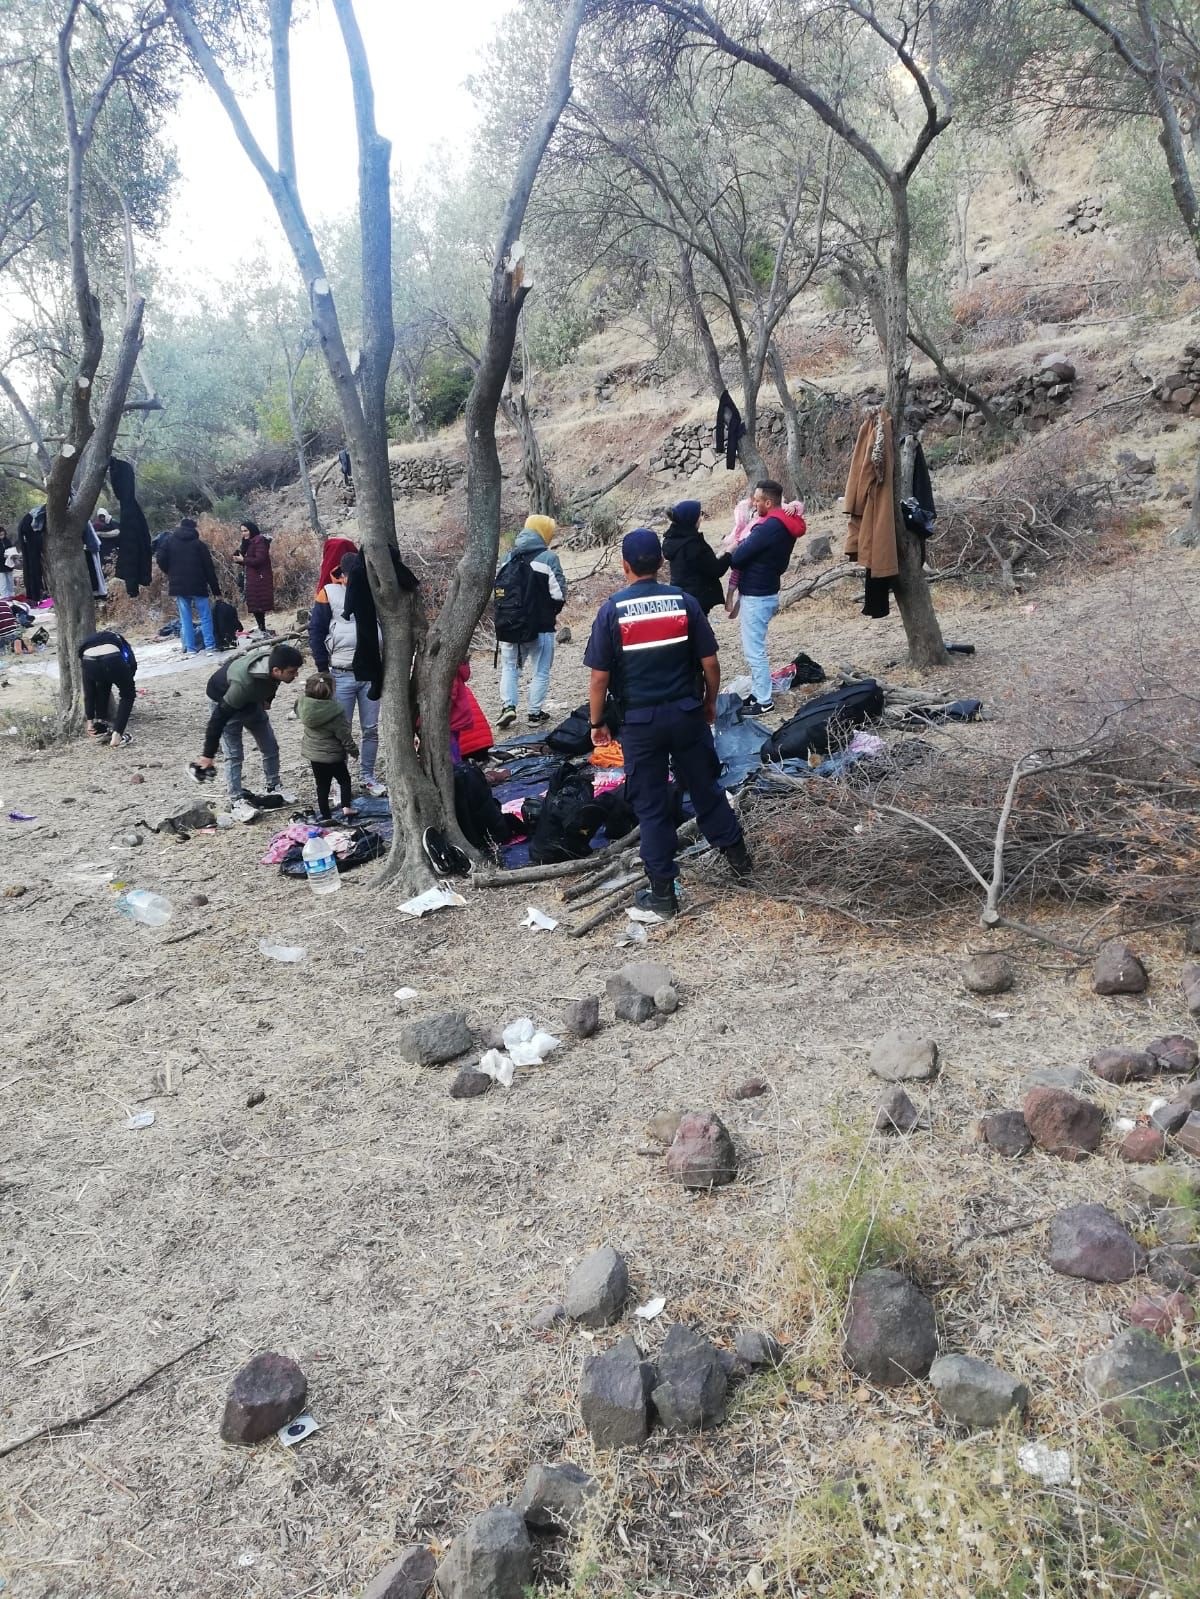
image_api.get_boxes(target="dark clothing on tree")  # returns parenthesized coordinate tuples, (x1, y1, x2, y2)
(17, 509, 46, 603)
(156, 520, 219, 599)
(108, 457, 152, 598)
(341, 547, 419, 700)
(662, 508, 730, 615)
(714, 389, 745, 470)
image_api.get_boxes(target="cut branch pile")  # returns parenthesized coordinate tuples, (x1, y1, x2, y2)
(747, 735, 1200, 945)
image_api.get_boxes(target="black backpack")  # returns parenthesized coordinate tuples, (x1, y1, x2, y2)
(492, 551, 540, 644)
(760, 679, 885, 763)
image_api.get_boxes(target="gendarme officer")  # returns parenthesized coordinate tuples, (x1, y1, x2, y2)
(583, 527, 751, 918)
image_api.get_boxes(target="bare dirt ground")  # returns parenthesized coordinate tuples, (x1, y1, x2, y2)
(2, 519, 1198, 1597)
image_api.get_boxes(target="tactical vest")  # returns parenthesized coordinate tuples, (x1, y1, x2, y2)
(609, 581, 700, 710)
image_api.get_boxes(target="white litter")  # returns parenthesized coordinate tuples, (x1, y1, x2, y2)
(277, 1412, 320, 1447)
(509, 1032, 561, 1067)
(627, 907, 662, 925)
(1115, 1116, 1137, 1133)
(1017, 1441, 1072, 1487)
(478, 1049, 516, 1089)
(520, 905, 558, 931)
(393, 987, 419, 1006)
(258, 939, 307, 962)
(125, 1110, 155, 1130)
(634, 1295, 666, 1320)
(617, 923, 648, 946)
(398, 884, 465, 918)
(502, 1018, 536, 1048)
(1147, 1096, 1169, 1113)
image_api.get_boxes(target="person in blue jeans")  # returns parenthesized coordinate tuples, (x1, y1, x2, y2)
(728, 480, 806, 713)
(584, 527, 751, 919)
(307, 549, 386, 796)
(496, 515, 566, 728)
(155, 517, 222, 654)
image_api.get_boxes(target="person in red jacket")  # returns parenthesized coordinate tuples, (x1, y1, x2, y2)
(450, 660, 494, 762)
(239, 520, 275, 637)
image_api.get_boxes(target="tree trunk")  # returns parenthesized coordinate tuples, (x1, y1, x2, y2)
(767, 342, 803, 497)
(884, 183, 947, 670)
(501, 390, 555, 515)
(909, 316, 1002, 429)
(43, 508, 95, 730)
(282, 340, 324, 539)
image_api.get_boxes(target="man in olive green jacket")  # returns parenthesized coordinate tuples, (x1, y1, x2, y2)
(190, 641, 303, 818)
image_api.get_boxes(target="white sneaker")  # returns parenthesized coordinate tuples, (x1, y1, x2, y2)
(230, 798, 259, 824)
(361, 778, 388, 797)
(266, 785, 298, 804)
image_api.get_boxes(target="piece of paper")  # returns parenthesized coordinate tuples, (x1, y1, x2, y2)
(521, 906, 558, 931)
(627, 907, 661, 925)
(258, 940, 307, 963)
(399, 885, 466, 918)
(634, 1295, 666, 1320)
(125, 1110, 155, 1130)
(393, 987, 419, 1005)
(277, 1412, 320, 1447)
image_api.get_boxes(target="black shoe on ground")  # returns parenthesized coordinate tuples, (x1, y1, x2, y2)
(743, 696, 774, 715)
(722, 839, 754, 881)
(422, 826, 471, 877)
(634, 878, 679, 919)
(527, 709, 551, 725)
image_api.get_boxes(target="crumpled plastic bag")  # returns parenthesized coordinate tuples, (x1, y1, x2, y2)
(399, 885, 466, 918)
(520, 906, 558, 931)
(478, 1049, 515, 1089)
(509, 1032, 561, 1067)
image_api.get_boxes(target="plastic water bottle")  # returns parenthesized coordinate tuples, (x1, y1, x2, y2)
(302, 830, 339, 896)
(116, 889, 173, 927)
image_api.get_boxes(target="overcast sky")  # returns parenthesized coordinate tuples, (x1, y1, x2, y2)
(156, 0, 512, 290)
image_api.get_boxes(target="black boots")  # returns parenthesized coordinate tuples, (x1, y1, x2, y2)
(634, 878, 679, 919)
(722, 838, 754, 880)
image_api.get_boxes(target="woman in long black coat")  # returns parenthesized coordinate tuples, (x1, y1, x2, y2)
(661, 499, 730, 614)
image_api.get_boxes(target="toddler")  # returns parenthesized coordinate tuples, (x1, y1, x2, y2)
(297, 672, 359, 821)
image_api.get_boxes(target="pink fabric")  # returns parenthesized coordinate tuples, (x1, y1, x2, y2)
(260, 823, 317, 865)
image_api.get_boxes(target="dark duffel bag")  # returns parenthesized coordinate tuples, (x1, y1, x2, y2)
(760, 679, 884, 763)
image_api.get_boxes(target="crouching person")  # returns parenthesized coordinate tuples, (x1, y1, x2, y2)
(79, 630, 138, 747)
(583, 527, 751, 918)
(190, 641, 303, 821)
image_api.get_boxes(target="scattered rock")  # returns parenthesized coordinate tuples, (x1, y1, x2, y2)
(646, 1109, 683, 1145)
(1119, 1126, 1166, 1163)
(653, 985, 678, 1015)
(362, 1544, 437, 1599)
(556, 625, 572, 645)
(1092, 941, 1149, 996)
(801, 533, 833, 563)
(979, 1110, 1032, 1157)
(123, 830, 142, 847)
(512, 1461, 598, 1533)
(665, 1111, 737, 1188)
(564, 1245, 629, 1328)
(435, 1507, 532, 1599)
(1128, 1292, 1196, 1336)
(245, 1088, 266, 1109)
(730, 1077, 768, 1100)
(1084, 1328, 1200, 1449)
(1148, 1245, 1200, 1289)
(962, 954, 1014, 995)
(1186, 921, 1200, 955)
(188, 892, 209, 908)
(1145, 1034, 1198, 1074)
(1181, 964, 1200, 1017)
(579, 1334, 651, 1449)
(844, 1268, 937, 1386)
(1089, 1047, 1156, 1084)
(397, 1011, 473, 1066)
(1022, 1086, 1104, 1160)
(450, 1067, 491, 1100)
(1020, 1066, 1087, 1095)
(3, 884, 27, 898)
(874, 1086, 924, 1134)
(606, 960, 672, 1002)
(733, 1328, 784, 1370)
(929, 1354, 1029, 1428)
(1047, 1204, 1145, 1282)
(130, 772, 145, 785)
(220, 1351, 307, 1444)
(1150, 1101, 1192, 1136)
(868, 1031, 939, 1083)
(652, 1324, 728, 1433)
(530, 1302, 565, 1330)
(563, 997, 600, 1038)
(1158, 1206, 1200, 1244)
(614, 990, 655, 1024)
(1127, 1165, 1200, 1208)
(1174, 1113, 1200, 1157)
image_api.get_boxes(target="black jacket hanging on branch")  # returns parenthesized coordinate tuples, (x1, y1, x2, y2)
(108, 457, 152, 598)
(714, 389, 745, 470)
(341, 546, 419, 700)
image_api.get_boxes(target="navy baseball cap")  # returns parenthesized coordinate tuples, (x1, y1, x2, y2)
(622, 527, 662, 567)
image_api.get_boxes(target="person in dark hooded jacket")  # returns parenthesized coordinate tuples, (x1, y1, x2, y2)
(155, 517, 221, 653)
(661, 499, 730, 614)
